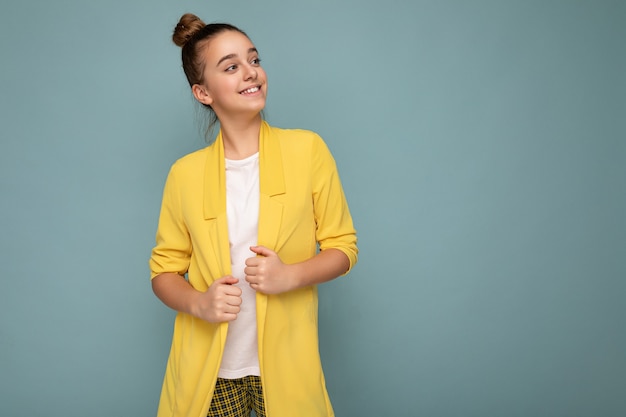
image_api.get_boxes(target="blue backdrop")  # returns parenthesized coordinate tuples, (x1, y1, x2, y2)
(1, 1, 624, 416)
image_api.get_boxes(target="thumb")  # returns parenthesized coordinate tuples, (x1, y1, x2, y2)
(250, 245, 275, 257)
(215, 275, 239, 285)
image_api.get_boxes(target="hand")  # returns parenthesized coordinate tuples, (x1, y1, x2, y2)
(244, 246, 294, 294)
(192, 275, 242, 323)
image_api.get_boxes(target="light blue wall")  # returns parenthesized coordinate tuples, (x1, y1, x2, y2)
(1, 1, 624, 416)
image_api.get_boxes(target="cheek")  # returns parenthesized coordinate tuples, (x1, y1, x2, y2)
(208, 78, 235, 98)
(259, 70, 268, 89)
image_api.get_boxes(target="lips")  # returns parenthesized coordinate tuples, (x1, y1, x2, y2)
(240, 86, 260, 95)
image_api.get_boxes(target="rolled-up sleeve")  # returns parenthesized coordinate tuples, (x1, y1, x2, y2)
(149, 166, 192, 279)
(311, 136, 358, 274)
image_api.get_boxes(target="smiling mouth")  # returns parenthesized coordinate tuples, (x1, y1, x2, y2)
(240, 86, 260, 95)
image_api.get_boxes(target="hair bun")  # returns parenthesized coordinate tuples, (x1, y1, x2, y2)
(172, 13, 206, 47)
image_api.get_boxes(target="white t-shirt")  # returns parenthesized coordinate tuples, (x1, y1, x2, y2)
(218, 152, 260, 379)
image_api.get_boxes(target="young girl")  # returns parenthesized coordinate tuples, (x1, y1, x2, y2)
(149, 13, 358, 417)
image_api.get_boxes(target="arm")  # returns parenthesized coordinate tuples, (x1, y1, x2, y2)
(244, 246, 349, 294)
(149, 165, 242, 323)
(152, 272, 242, 323)
(245, 134, 356, 294)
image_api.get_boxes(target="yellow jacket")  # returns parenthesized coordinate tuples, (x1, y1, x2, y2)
(150, 121, 358, 417)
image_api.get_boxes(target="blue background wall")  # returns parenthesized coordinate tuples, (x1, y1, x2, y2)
(1, 1, 624, 416)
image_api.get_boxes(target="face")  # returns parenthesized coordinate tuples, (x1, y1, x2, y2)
(192, 30, 267, 119)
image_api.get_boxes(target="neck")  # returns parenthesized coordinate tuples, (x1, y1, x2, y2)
(220, 115, 262, 160)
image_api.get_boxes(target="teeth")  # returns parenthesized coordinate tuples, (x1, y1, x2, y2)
(241, 87, 259, 94)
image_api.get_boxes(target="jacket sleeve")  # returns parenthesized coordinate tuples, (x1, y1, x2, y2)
(149, 165, 192, 279)
(311, 135, 358, 273)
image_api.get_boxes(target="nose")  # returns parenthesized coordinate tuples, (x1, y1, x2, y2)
(244, 64, 257, 81)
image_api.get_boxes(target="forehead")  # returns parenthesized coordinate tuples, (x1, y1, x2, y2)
(201, 30, 256, 63)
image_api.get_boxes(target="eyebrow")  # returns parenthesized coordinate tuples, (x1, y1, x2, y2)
(216, 48, 258, 67)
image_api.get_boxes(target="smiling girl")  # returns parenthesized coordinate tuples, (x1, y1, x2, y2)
(149, 13, 358, 417)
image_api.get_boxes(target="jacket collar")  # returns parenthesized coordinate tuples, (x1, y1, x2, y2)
(203, 121, 285, 220)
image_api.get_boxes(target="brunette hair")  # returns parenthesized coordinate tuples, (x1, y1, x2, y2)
(172, 13, 250, 135)
(172, 13, 248, 87)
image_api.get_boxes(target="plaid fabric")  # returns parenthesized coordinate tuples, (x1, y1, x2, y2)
(207, 376, 266, 417)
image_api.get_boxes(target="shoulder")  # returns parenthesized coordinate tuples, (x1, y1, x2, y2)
(267, 124, 328, 152)
(169, 146, 211, 175)
(265, 124, 338, 175)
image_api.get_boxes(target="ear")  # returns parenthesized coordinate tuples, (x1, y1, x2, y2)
(192, 84, 213, 106)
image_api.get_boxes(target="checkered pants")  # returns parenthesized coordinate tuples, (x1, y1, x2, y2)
(207, 376, 266, 417)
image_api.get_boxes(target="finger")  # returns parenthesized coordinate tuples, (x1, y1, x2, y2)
(223, 285, 242, 296)
(220, 307, 241, 321)
(218, 308, 239, 321)
(244, 257, 258, 267)
(244, 265, 258, 276)
(225, 295, 242, 306)
(249, 245, 275, 257)
(244, 273, 258, 285)
(221, 311, 239, 322)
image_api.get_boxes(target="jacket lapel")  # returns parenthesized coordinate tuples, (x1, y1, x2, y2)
(203, 134, 226, 221)
(258, 121, 285, 250)
(257, 122, 286, 350)
(201, 136, 231, 280)
(201, 135, 231, 348)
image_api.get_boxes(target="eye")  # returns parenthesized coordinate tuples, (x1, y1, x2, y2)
(251, 57, 262, 66)
(225, 64, 237, 72)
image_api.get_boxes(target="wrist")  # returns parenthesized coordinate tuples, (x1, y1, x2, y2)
(287, 263, 305, 291)
(186, 288, 203, 318)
